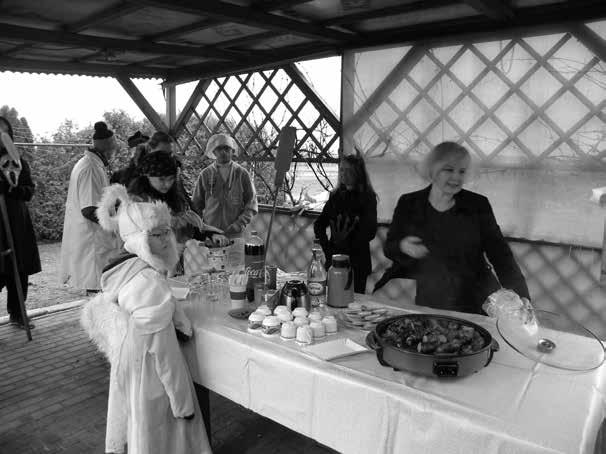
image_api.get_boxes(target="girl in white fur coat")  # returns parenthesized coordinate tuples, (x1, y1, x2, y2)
(80, 184, 212, 454)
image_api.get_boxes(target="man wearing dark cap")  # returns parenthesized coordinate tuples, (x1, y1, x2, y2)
(60, 121, 121, 293)
(110, 130, 150, 186)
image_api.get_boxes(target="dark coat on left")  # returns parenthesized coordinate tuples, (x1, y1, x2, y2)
(0, 158, 41, 276)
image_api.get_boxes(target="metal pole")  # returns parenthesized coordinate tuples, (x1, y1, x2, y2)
(0, 194, 32, 340)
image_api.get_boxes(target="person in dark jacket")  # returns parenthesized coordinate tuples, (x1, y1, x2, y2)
(314, 154, 378, 294)
(110, 131, 149, 186)
(0, 116, 41, 329)
(375, 142, 529, 314)
(128, 149, 227, 248)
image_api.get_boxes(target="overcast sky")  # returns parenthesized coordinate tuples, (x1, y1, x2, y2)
(0, 56, 341, 140)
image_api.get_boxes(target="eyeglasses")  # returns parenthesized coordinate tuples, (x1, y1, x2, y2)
(148, 228, 172, 239)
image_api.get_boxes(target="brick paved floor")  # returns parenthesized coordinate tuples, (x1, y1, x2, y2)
(0, 308, 338, 454)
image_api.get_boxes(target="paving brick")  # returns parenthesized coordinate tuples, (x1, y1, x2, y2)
(0, 308, 338, 454)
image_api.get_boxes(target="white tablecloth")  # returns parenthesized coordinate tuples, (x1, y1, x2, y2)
(181, 295, 606, 454)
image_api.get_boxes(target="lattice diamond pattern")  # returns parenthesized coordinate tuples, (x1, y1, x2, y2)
(177, 68, 340, 163)
(251, 209, 606, 338)
(355, 31, 606, 169)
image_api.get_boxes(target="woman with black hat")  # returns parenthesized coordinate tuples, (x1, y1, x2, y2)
(60, 121, 121, 293)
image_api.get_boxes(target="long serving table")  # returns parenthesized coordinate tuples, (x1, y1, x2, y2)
(180, 294, 606, 454)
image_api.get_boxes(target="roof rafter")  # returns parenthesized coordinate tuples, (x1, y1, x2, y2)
(0, 22, 234, 60)
(321, 0, 460, 27)
(3, 2, 141, 57)
(462, 0, 514, 21)
(132, 0, 355, 42)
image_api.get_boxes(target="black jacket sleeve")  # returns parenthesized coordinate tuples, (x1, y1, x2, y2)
(479, 197, 530, 299)
(313, 195, 333, 254)
(352, 193, 378, 245)
(2, 159, 35, 201)
(384, 194, 418, 270)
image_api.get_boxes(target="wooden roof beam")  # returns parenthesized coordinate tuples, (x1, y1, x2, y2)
(133, 0, 355, 42)
(116, 74, 168, 132)
(144, 18, 223, 42)
(2, 2, 141, 58)
(0, 56, 167, 78)
(462, 0, 514, 21)
(571, 23, 606, 63)
(0, 22, 235, 60)
(252, 0, 315, 10)
(361, 1, 606, 49)
(322, 0, 460, 27)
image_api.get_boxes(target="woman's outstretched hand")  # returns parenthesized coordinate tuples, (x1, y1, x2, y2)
(399, 236, 429, 259)
(330, 214, 359, 246)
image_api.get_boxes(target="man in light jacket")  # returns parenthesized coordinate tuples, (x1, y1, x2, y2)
(59, 121, 121, 293)
(192, 133, 258, 238)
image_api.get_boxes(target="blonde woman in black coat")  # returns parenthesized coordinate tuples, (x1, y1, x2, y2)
(376, 142, 529, 314)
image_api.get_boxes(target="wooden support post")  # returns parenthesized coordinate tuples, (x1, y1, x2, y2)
(571, 24, 606, 63)
(0, 194, 32, 340)
(115, 74, 168, 133)
(340, 50, 356, 157)
(165, 83, 177, 133)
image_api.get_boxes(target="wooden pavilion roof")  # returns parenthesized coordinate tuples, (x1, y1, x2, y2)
(0, 0, 605, 84)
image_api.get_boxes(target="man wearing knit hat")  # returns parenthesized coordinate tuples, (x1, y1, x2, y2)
(192, 133, 258, 237)
(60, 121, 121, 293)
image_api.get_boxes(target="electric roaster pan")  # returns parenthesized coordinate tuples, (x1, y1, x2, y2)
(366, 314, 499, 378)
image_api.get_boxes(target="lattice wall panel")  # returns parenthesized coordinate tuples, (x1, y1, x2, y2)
(251, 209, 606, 339)
(177, 69, 339, 163)
(348, 30, 606, 170)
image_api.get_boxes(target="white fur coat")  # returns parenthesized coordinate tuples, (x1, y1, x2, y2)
(81, 257, 211, 454)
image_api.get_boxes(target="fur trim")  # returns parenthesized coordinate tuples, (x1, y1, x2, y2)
(0, 132, 19, 161)
(97, 184, 129, 233)
(80, 293, 129, 364)
(122, 200, 171, 235)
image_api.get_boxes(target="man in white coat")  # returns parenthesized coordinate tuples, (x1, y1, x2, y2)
(81, 184, 211, 454)
(59, 121, 121, 293)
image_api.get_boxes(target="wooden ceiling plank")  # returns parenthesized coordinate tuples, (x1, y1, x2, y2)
(0, 22, 233, 60)
(65, 2, 142, 33)
(0, 56, 167, 78)
(571, 24, 606, 63)
(144, 19, 223, 41)
(116, 74, 168, 131)
(252, 0, 315, 10)
(462, 0, 514, 21)
(133, 0, 354, 42)
(322, 0, 460, 27)
(361, 1, 606, 49)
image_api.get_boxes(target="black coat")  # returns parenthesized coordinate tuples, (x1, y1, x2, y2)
(376, 185, 529, 314)
(0, 158, 41, 276)
(314, 188, 378, 293)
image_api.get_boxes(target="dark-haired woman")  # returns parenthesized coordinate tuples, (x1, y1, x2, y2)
(128, 150, 228, 248)
(314, 154, 378, 294)
(0, 116, 41, 329)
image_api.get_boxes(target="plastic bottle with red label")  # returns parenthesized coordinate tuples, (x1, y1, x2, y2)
(307, 248, 327, 312)
(245, 230, 265, 302)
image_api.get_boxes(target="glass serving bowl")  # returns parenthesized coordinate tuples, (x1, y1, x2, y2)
(497, 310, 605, 371)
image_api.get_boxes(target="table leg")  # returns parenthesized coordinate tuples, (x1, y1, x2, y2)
(194, 383, 211, 440)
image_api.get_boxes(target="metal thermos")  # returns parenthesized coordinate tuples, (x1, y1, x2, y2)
(327, 254, 354, 308)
